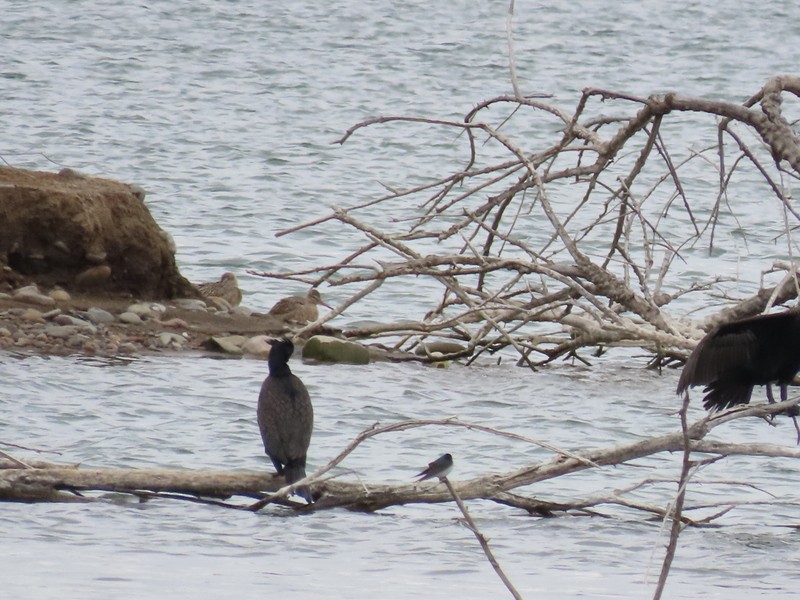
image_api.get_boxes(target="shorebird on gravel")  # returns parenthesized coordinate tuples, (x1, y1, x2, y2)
(198, 272, 242, 307)
(268, 288, 331, 324)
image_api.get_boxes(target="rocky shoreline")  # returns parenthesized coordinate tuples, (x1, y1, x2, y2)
(0, 282, 401, 364)
(0, 282, 298, 359)
(0, 165, 458, 365)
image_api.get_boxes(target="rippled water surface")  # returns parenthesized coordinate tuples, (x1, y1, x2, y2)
(3, 0, 800, 597)
(3, 354, 800, 599)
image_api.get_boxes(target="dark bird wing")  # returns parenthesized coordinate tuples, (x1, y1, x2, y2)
(677, 326, 757, 392)
(677, 312, 800, 410)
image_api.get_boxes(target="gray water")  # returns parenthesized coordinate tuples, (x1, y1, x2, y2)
(3, 1, 800, 598)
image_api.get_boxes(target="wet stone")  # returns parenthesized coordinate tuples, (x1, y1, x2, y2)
(161, 317, 189, 329)
(13, 286, 56, 307)
(53, 315, 95, 331)
(67, 334, 90, 348)
(172, 299, 208, 311)
(20, 308, 44, 322)
(48, 289, 71, 302)
(241, 335, 271, 357)
(118, 312, 143, 325)
(126, 303, 156, 320)
(44, 325, 79, 339)
(207, 335, 246, 355)
(157, 332, 187, 349)
(302, 335, 370, 365)
(85, 307, 116, 325)
(231, 305, 254, 318)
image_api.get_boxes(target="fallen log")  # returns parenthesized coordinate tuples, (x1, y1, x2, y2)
(3, 402, 799, 512)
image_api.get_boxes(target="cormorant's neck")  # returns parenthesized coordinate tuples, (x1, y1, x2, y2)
(268, 360, 292, 378)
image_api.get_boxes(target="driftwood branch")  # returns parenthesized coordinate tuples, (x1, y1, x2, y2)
(252, 77, 800, 367)
(2, 400, 799, 516)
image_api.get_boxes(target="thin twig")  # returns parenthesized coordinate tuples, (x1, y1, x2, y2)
(444, 476, 523, 600)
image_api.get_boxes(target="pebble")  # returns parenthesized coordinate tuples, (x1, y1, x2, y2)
(126, 303, 157, 320)
(20, 308, 44, 322)
(231, 305, 254, 318)
(171, 298, 209, 311)
(13, 286, 56, 307)
(0, 327, 11, 338)
(241, 335, 272, 357)
(44, 325, 79, 339)
(85, 307, 116, 325)
(42, 308, 62, 319)
(161, 317, 189, 329)
(118, 312, 143, 325)
(53, 314, 93, 329)
(207, 335, 246, 355)
(118, 342, 139, 354)
(157, 332, 187, 349)
(67, 334, 90, 348)
(48, 289, 71, 302)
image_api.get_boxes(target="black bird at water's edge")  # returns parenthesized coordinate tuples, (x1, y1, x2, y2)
(257, 337, 314, 502)
(676, 310, 800, 413)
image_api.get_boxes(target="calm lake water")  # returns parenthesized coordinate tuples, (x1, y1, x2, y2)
(3, 1, 800, 598)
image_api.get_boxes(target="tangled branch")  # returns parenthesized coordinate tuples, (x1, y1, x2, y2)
(251, 76, 800, 366)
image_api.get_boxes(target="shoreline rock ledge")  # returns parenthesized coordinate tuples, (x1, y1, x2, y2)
(0, 166, 195, 298)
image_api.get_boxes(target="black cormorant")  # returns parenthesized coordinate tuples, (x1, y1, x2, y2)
(676, 310, 800, 411)
(257, 337, 314, 502)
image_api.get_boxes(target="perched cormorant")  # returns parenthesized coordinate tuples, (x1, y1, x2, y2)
(268, 288, 331, 324)
(257, 337, 314, 502)
(676, 310, 800, 411)
(415, 453, 453, 481)
(198, 272, 242, 306)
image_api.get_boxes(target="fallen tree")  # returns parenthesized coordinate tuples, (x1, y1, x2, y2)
(3, 400, 799, 517)
(252, 76, 800, 367)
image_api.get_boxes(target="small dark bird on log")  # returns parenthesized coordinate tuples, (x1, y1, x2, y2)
(268, 288, 331, 324)
(415, 453, 453, 481)
(676, 310, 800, 415)
(257, 337, 314, 502)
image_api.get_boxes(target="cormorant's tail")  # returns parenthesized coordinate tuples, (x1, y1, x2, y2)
(284, 460, 313, 503)
(701, 382, 754, 411)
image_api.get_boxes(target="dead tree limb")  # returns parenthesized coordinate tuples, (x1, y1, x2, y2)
(251, 77, 800, 366)
(2, 400, 799, 516)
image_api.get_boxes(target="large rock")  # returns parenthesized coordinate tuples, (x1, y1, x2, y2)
(0, 166, 195, 298)
(302, 335, 370, 364)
